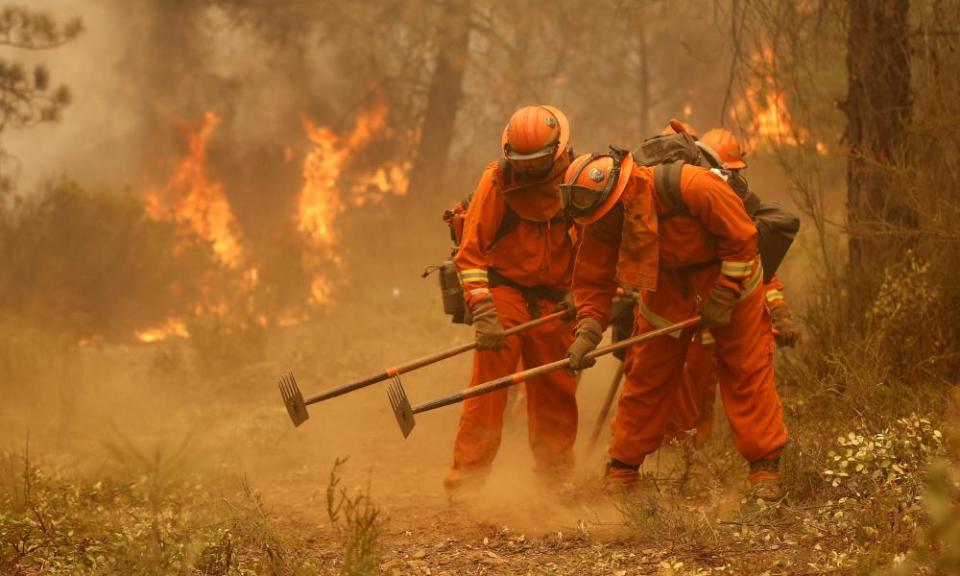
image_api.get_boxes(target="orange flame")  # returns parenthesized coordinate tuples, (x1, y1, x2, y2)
(135, 318, 189, 343)
(145, 111, 244, 268)
(297, 102, 409, 304)
(135, 101, 411, 340)
(732, 43, 803, 151)
(138, 112, 258, 342)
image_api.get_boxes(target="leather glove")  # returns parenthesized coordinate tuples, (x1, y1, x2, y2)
(567, 317, 603, 370)
(771, 305, 801, 348)
(471, 295, 506, 350)
(701, 277, 740, 326)
(556, 291, 577, 321)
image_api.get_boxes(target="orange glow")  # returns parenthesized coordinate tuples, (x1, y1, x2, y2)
(297, 101, 409, 304)
(731, 42, 824, 154)
(132, 100, 412, 339)
(146, 112, 244, 267)
(137, 112, 262, 342)
(135, 318, 189, 343)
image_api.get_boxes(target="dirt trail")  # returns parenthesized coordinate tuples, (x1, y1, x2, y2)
(0, 315, 748, 574)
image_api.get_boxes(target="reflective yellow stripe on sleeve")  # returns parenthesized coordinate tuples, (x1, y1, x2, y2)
(765, 289, 785, 303)
(738, 263, 764, 300)
(458, 268, 489, 284)
(720, 260, 754, 278)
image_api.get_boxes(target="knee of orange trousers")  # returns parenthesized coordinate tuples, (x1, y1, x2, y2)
(609, 324, 689, 465)
(451, 386, 510, 472)
(712, 287, 788, 462)
(450, 338, 523, 472)
(520, 313, 578, 469)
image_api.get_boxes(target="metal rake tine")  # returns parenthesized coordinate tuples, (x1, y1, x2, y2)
(387, 379, 415, 439)
(279, 371, 309, 428)
(280, 374, 293, 402)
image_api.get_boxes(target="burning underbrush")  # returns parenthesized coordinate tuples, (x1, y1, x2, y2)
(0, 98, 417, 387)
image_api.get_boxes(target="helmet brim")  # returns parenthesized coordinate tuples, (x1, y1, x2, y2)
(505, 146, 556, 161)
(574, 152, 634, 226)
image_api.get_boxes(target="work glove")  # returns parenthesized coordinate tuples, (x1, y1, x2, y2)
(471, 295, 506, 350)
(771, 306, 801, 348)
(701, 277, 740, 326)
(557, 291, 577, 321)
(567, 317, 603, 370)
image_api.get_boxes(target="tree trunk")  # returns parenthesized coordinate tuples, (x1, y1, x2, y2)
(406, 0, 471, 207)
(845, 0, 912, 271)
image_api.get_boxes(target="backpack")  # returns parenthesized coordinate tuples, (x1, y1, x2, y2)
(442, 160, 522, 254)
(632, 132, 801, 282)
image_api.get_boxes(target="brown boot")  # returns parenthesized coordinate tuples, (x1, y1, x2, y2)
(747, 458, 784, 502)
(604, 459, 641, 495)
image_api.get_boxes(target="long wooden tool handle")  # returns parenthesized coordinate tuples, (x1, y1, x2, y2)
(588, 360, 626, 451)
(412, 316, 701, 415)
(305, 309, 569, 405)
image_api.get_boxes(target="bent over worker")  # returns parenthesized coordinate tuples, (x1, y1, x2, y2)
(666, 128, 801, 443)
(561, 148, 788, 500)
(445, 105, 579, 496)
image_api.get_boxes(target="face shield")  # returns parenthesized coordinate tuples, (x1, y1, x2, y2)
(504, 143, 558, 178)
(559, 155, 623, 220)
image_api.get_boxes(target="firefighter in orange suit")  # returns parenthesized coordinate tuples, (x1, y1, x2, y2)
(562, 148, 788, 500)
(445, 105, 579, 495)
(665, 128, 801, 444)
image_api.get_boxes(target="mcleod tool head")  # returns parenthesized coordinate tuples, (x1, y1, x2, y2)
(279, 371, 309, 427)
(387, 377, 415, 438)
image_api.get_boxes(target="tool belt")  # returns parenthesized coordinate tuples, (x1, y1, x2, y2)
(488, 268, 566, 319)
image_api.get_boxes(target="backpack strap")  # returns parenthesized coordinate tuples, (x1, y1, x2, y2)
(487, 203, 519, 250)
(653, 161, 689, 221)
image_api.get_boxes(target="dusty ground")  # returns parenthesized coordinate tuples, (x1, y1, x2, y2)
(0, 310, 766, 575)
(4, 295, 912, 575)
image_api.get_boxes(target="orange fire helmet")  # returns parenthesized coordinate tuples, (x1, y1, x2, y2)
(660, 118, 698, 138)
(501, 105, 570, 174)
(560, 149, 634, 226)
(700, 128, 746, 169)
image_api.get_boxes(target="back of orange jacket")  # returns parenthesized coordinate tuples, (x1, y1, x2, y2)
(575, 163, 760, 326)
(456, 162, 577, 308)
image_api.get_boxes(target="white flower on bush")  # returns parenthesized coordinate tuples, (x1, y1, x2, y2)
(823, 415, 943, 493)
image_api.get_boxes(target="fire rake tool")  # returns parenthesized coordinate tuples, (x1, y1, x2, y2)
(279, 309, 568, 427)
(388, 316, 702, 438)
(587, 359, 626, 453)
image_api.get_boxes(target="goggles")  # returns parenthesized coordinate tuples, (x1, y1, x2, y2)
(559, 152, 624, 219)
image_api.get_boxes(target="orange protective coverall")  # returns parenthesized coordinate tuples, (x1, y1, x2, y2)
(574, 164, 788, 467)
(446, 161, 579, 488)
(665, 276, 789, 444)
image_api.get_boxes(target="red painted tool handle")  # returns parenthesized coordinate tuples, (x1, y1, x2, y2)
(412, 316, 701, 414)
